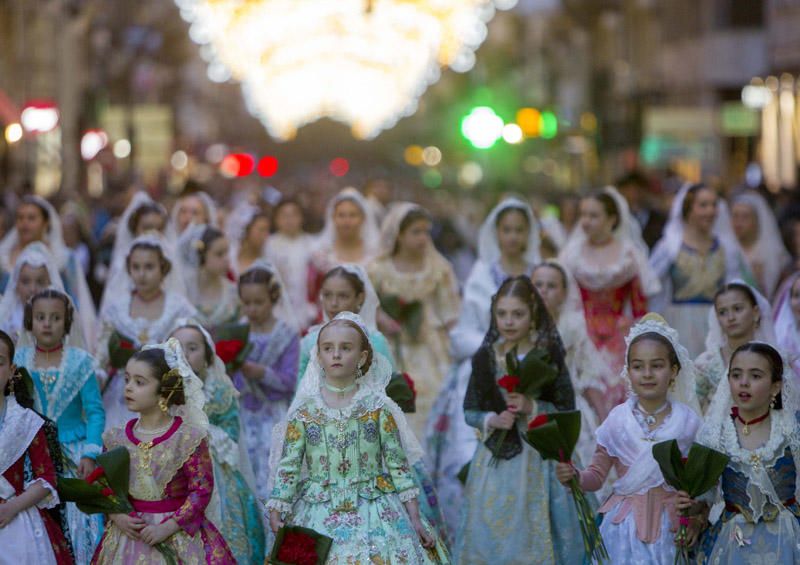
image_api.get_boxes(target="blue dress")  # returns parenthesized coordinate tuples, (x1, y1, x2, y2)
(16, 345, 106, 564)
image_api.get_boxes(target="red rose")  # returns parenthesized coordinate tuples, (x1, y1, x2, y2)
(226, 269, 237, 283)
(85, 466, 106, 485)
(277, 531, 319, 565)
(527, 413, 549, 431)
(215, 339, 245, 364)
(498, 374, 520, 394)
(119, 340, 134, 350)
(402, 372, 417, 399)
(100, 487, 114, 497)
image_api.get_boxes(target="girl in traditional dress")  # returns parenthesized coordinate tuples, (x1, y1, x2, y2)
(92, 338, 234, 564)
(233, 260, 298, 499)
(693, 342, 800, 563)
(695, 281, 776, 410)
(267, 312, 450, 564)
(650, 183, 751, 358)
(265, 198, 317, 331)
(0, 330, 73, 565)
(225, 202, 270, 277)
(177, 224, 239, 331)
(560, 187, 660, 417)
(170, 191, 217, 235)
(555, 313, 702, 564)
(773, 272, 800, 378)
(369, 202, 460, 437)
(95, 234, 197, 430)
(455, 276, 582, 565)
(730, 191, 790, 298)
(0, 196, 96, 343)
(170, 319, 265, 564)
(14, 288, 105, 563)
(424, 197, 541, 536)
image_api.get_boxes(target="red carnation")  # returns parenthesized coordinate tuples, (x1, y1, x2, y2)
(498, 374, 520, 394)
(402, 373, 417, 400)
(100, 487, 114, 497)
(527, 413, 549, 431)
(119, 340, 134, 350)
(215, 339, 245, 365)
(277, 531, 319, 565)
(85, 466, 105, 485)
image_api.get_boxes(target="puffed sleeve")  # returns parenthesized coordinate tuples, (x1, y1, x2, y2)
(79, 363, 106, 459)
(267, 419, 307, 513)
(378, 409, 418, 502)
(172, 439, 214, 535)
(26, 428, 60, 509)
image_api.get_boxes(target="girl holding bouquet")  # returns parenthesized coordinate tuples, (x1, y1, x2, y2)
(92, 338, 235, 564)
(95, 234, 197, 430)
(0, 330, 73, 564)
(170, 319, 265, 564)
(455, 276, 583, 565)
(233, 260, 298, 499)
(692, 342, 800, 563)
(267, 312, 449, 564)
(14, 288, 105, 563)
(555, 313, 702, 564)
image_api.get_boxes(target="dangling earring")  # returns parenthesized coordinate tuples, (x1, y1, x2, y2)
(158, 397, 169, 413)
(669, 380, 676, 392)
(771, 394, 778, 408)
(356, 364, 364, 380)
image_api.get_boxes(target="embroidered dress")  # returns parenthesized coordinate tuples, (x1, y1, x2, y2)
(95, 291, 197, 430)
(231, 320, 299, 500)
(0, 397, 73, 565)
(92, 418, 234, 564)
(15, 346, 105, 564)
(266, 392, 449, 564)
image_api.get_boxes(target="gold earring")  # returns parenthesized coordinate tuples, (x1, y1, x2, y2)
(158, 397, 169, 413)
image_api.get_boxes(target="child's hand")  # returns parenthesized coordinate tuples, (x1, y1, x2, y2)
(674, 490, 697, 513)
(412, 517, 435, 549)
(109, 513, 145, 540)
(140, 519, 178, 546)
(506, 393, 533, 415)
(555, 462, 578, 486)
(377, 310, 402, 336)
(269, 509, 284, 534)
(241, 361, 265, 381)
(489, 410, 516, 431)
(0, 500, 19, 528)
(78, 457, 96, 479)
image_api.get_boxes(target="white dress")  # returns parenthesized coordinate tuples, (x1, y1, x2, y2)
(265, 233, 317, 330)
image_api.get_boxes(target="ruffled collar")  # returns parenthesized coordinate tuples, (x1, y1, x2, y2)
(565, 239, 640, 290)
(720, 409, 794, 468)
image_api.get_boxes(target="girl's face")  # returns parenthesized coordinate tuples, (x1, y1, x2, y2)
(123, 358, 161, 413)
(320, 275, 363, 319)
(579, 198, 614, 242)
(177, 196, 207, 233)
(172, 327, 207, 377)
(0, 341, 14, 395)
(203, 237, 230, 277)
(17, 263, 50, 304)
(627, 339, 677, 404)
(715, 289, 759, 342)
(731, 202, 758, 243)
(16, 203, 48, 246)
(317, 324, 367, 382)
(728, 350, 781, 414)
(135, 211, 166, 236)
(531, 265, 567, 315)
(494, 295, 532, 344)
(396, 218, 431, 256)
(245, 217, 270, 250)
(333, 200, 364, 240)
(31, 297, 66, 349)
(128, 248, 166, 296)
(496, 209, 529, 259)
(686, 188, 718, 233)
(790, 277, 800, 321)
(239, 283, 274, 325)
(275, 203, 303, 236)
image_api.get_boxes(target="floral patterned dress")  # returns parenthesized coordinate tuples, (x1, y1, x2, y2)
(267, 391, 450, 564)
(92, 418, 234, 564)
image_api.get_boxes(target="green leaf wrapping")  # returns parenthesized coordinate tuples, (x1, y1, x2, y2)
(57, 447, 133, 515)
(379, 294, 424, 341)
(508, 346, 558, 398)
(385, 373, 416, 413)
(651, 440, 729, 498)
(523, 411, 582, 462)
(108, 331, 137, 370)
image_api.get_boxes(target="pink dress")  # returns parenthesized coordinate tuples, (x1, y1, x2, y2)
(92, 417, 235, 564)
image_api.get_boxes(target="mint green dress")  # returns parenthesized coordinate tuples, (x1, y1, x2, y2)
(268, 391, 449, 564)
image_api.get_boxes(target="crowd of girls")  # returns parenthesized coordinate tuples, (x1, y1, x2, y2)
(1, 179, 800, 564)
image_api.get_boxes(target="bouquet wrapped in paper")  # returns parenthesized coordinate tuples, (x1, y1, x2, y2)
(652, 440, 729, 564)
(385, 372, 417, 413)
(108, 330, 137, 370)
(525, 411, 608, 563)
(214, 322, 253, 373)
(379, 294, 424, 341)
(269, 525, 333, 565)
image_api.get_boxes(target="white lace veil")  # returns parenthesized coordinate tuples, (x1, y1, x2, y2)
(267, 312, 423, 495)
(225, 202, 266, 277)
(142, 337, 209, 432)
(705, 280, 777, 353)
(240, 259, 298, 331)
(317, 187, 379, 256)
(621, 313, 701, 415)
(0, 196, 70, 272)
(477, 197, 541, 265)
(773, 273, 800, 368)
(321, 263, 379, 331)
(731, 191, 791, 297)
(170, 191, 219, 234)
(562, 186, 660, 295)
(176, 223, 213, 301)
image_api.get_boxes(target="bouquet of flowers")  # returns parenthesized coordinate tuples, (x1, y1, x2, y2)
(385, 372, 417, 413)
(214, 323, 253, 373)
(488, 346, 557, 466)
(379, 294, 424, 341)
(525, 411, 608, 563)
(58, 447, 179, 565)
(108, 330, 137, 370)
(652, 440, 729, 564)
(269, 525, 333, 565)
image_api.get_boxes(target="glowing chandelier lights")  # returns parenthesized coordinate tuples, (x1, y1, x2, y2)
(176, 0, 517, 140)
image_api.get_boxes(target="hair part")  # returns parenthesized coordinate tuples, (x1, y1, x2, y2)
(317, 319, 374, 373)
(494, 275, 545, 330)
(729, 341, 784, 409)
(398, 208, 432, 236)
(533, 261, 568, 290)
(130, 348, 186, 406)
(495, 205, 530, 228)
(24, 288, 74, 335)
(681, 183, 713, 220)
(126, 241, 173, 277)
(238, 267, 281, 302)
(627, 332, 681, 372)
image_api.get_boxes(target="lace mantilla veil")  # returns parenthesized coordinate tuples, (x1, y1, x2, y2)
(170, 191, 218, 234)
(316, 188, 380, 256)
(240, 258, 298, 332)
(267, 312, 423, 499)
(477, 196, 541, 265)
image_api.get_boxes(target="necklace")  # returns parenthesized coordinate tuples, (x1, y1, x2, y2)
(635, 400, 670, 427)
(323, 380, 357, 397)
(134, 289, 163, 304)
(731, 406, 770, 436)
(36, 343, 63, 384)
